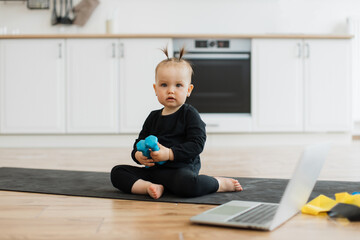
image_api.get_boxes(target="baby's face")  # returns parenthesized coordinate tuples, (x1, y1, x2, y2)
(154, 64, 193, 114)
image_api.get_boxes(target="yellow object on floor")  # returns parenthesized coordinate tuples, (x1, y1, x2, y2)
(302, 192, 360, 216)
(335, 192, 360, 207)
(301, 195, 337, 215)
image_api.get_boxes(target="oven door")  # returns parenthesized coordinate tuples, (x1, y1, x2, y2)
(180, 53, 252, 132)
(183, 53, 251, 114)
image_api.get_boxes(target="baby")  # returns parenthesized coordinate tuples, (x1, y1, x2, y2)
(111, 47, 242, 199)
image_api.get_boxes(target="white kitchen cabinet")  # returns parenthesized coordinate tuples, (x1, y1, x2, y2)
(303, 39, 352, 132)
(119, 38, 172, 133)
(252, 39, 304, 132)
(0, 39, 65, 133)
(66, 39, 119, 133)
(252, 38, 351, 132)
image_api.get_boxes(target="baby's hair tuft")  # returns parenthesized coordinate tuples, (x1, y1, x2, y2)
(178, 46, 186, 61)
(155, 45, 194, 81)
(161, 46, 170, 60)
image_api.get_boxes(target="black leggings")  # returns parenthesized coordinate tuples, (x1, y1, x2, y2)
(110, 165, 219, 198)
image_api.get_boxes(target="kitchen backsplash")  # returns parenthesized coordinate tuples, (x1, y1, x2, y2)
(0, 0, 356, 35)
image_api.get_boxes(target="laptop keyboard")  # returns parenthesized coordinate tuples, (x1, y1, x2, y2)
(227, 204, 278, 225)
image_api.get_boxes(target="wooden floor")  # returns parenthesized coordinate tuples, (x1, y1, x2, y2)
(0, 141, 359, 240)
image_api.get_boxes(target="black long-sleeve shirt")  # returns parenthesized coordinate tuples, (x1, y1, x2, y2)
(131, 104, 206, 173)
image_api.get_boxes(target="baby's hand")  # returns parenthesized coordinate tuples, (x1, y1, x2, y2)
(135, 151, 155, 167)
(150, 143, 171, 162)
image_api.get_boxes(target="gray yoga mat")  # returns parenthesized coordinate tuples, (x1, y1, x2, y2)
(0, 167, 358, 205)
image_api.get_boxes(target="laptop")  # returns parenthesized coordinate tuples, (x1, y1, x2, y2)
(190, 143, 330, 231)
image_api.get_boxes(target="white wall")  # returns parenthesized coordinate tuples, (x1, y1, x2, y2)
(0, 0, 359, 35)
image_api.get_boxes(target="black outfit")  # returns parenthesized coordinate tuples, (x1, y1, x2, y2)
(111, 104, 219, 197)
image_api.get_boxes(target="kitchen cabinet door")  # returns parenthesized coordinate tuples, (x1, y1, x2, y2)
(0, 39, 65, 133)
(119, 38, 172, 133)
(66, 39, 119, 133)
(304, 39, 352, 132)
(252, 39, 304, 132)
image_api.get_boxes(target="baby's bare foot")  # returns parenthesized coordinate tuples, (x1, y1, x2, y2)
(147, 184, 164, 199)
(215, 177, 243, 192)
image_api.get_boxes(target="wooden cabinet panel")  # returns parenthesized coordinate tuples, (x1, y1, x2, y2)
(0, 39, 65, 133)
(252, 39, 303, 132)
(252, 38, 351, 132)
(66, 39, 120, 133)
(304, 39, 352, 132)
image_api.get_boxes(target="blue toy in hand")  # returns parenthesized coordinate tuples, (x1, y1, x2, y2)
(136, 135, 165, 166)
(136, 140, 151, 158)
(145, 135, 160, 152)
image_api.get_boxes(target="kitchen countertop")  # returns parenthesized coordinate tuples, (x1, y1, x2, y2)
(0, 33, 354, 39)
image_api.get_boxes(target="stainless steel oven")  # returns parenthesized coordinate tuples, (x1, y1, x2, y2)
(173, 39, 252, 132)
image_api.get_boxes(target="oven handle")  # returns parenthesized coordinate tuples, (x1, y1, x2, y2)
(175, 53, 250, 60)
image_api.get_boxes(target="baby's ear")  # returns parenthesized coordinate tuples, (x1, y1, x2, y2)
(187, 84, 194, 96)
(153, 83, 157, 95)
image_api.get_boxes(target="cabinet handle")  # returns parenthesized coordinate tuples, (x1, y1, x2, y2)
(297, 43, 302, 58)
(58, 43, 62, 59)
(120, 43, 124, 58)
(305, 43, 310, 58)
(112, 43, 116, 58)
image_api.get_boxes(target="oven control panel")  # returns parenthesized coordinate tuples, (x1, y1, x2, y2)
(173, 39, 251, 52)
(195, 40, 230, 48)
